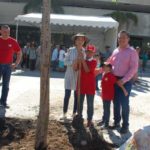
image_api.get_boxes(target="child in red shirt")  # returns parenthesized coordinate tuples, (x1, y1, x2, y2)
(100, 62, 128, 129)
(75, 44, 97, 127)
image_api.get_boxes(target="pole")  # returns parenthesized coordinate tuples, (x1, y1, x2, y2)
(16, 22, 18, 41)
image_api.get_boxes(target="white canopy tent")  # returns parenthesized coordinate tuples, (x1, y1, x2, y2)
(15, 13, 118, 51)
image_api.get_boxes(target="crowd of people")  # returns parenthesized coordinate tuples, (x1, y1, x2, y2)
(0, 24, 149, 135)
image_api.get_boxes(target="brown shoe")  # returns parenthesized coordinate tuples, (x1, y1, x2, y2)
(87, 120, 94, 127)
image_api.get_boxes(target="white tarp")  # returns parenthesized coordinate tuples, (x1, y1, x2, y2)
(14, 13, 118, 50)
(15, 13, 118, 29)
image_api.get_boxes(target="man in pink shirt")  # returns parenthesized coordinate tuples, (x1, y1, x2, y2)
(108, 31, 138, 134)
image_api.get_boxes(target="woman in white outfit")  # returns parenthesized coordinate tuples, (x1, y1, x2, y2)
(62, 33, 88, 119)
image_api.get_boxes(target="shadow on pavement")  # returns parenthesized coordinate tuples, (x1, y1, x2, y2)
(107, 129, 132, 148)
(11, 69, 65, 79)
(131, 78, 150, 97)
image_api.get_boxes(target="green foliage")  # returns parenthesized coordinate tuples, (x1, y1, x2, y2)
(23, 0, 64, 14)
(126, 12, 138, 25)
(105, 11, 138, 25)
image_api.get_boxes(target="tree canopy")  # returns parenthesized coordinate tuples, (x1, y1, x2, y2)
(23, 0, 64, 14)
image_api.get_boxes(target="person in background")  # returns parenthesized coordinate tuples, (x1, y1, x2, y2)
(36, 45, 41, 70)
(58, 45, 66, 72)
(75, 44, 97, 127)
(25, 42, 30, 69)
(0, 25, 22, 108)
(21, 45, 27, 69)
(29, 42, 37, 71)
(51, 45, 59, 71)
(103, 46, 112, 61)
(61, 33, 88, 120)
(107, 30, 138, 134)
(142, 50, 148, 72)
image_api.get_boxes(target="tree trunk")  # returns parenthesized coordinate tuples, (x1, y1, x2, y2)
(35, 0, 51, 149)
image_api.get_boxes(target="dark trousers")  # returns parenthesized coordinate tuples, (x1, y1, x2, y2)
(52, 60, 58, 71)
(0, 64, 11, 106)
(29, 59, 36, 71)
(79, 94, 94, 121)
(63, 89, 77, 114)
(102, 100, 111, 125)
(26, 55, 29, 68)
(113, 81, 132, 128)
(21, 58, 26, 68)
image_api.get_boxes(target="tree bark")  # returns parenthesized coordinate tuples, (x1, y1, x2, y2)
(35, 0, 51, 149)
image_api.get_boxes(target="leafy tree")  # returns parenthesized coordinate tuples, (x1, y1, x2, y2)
(105, 11, 138, 31)
(23, 0, 64, 14)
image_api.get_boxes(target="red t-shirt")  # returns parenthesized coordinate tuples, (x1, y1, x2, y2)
(101, 72, 117, 100)
(0, 37, 21, 64)
(79, 59, 97, 95)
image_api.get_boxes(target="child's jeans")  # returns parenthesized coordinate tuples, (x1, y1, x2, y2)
(79, 94, 94, 121)
(102, 100, 111, 125)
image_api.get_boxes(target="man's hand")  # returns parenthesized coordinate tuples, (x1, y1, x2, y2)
(11, 63, 17, 70)
(117, 79, 124, 86)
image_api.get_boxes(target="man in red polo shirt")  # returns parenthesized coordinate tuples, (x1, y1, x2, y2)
(0, 25, 22, 108)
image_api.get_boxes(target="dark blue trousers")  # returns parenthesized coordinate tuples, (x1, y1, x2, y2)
(102, 100, 111, 125)
(79, 94, 94, 121)
(0, 64, 11, 106)
(63, 89, 77, 114)
(113, 81, 132, 128)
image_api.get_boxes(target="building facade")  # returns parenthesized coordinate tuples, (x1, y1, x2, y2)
(0, 0, 150, 50)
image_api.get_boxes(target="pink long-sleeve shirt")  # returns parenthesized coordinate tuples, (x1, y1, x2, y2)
(107, 46, 139, 84)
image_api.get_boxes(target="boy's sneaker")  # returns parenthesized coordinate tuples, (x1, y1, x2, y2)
(109, 123, 120, 130)
(60, 113, 67, 120)
(100, 124, 109, 130)
(97, 120, 104, 126)
(120, 127, 129, 134)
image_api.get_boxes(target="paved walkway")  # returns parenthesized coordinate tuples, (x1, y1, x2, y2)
(0, 68, 150, 147)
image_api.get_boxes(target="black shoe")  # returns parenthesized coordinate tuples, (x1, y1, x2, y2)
(120, 127, 129, 134)
(109, 123, 120, 130)
(97, 120, 104, 126)
(2, 104, 10, 109)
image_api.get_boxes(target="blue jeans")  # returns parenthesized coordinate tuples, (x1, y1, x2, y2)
(113, 81, 132, 128)
(0, 64, 12, 106)
(63, 89, 77, 114)
(79, 94, 94, 121)
(102, 100, 111, 125)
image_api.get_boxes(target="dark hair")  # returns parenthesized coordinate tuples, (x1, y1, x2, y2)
(102, 63, 112, 69)
(74, 36, 87, 47)
(1, 25, 10, 29)
(118, 30, 130, 38)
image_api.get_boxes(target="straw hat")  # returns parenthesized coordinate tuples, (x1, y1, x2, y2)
(72, 33, 89, 43)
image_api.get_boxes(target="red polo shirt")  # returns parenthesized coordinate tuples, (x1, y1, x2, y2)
(101, 72, 117, 100)
(79, 59, 97, 95)
(0, 37, 21, 64)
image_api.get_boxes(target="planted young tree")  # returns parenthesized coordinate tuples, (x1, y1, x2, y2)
(35, 0, 51, 149)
